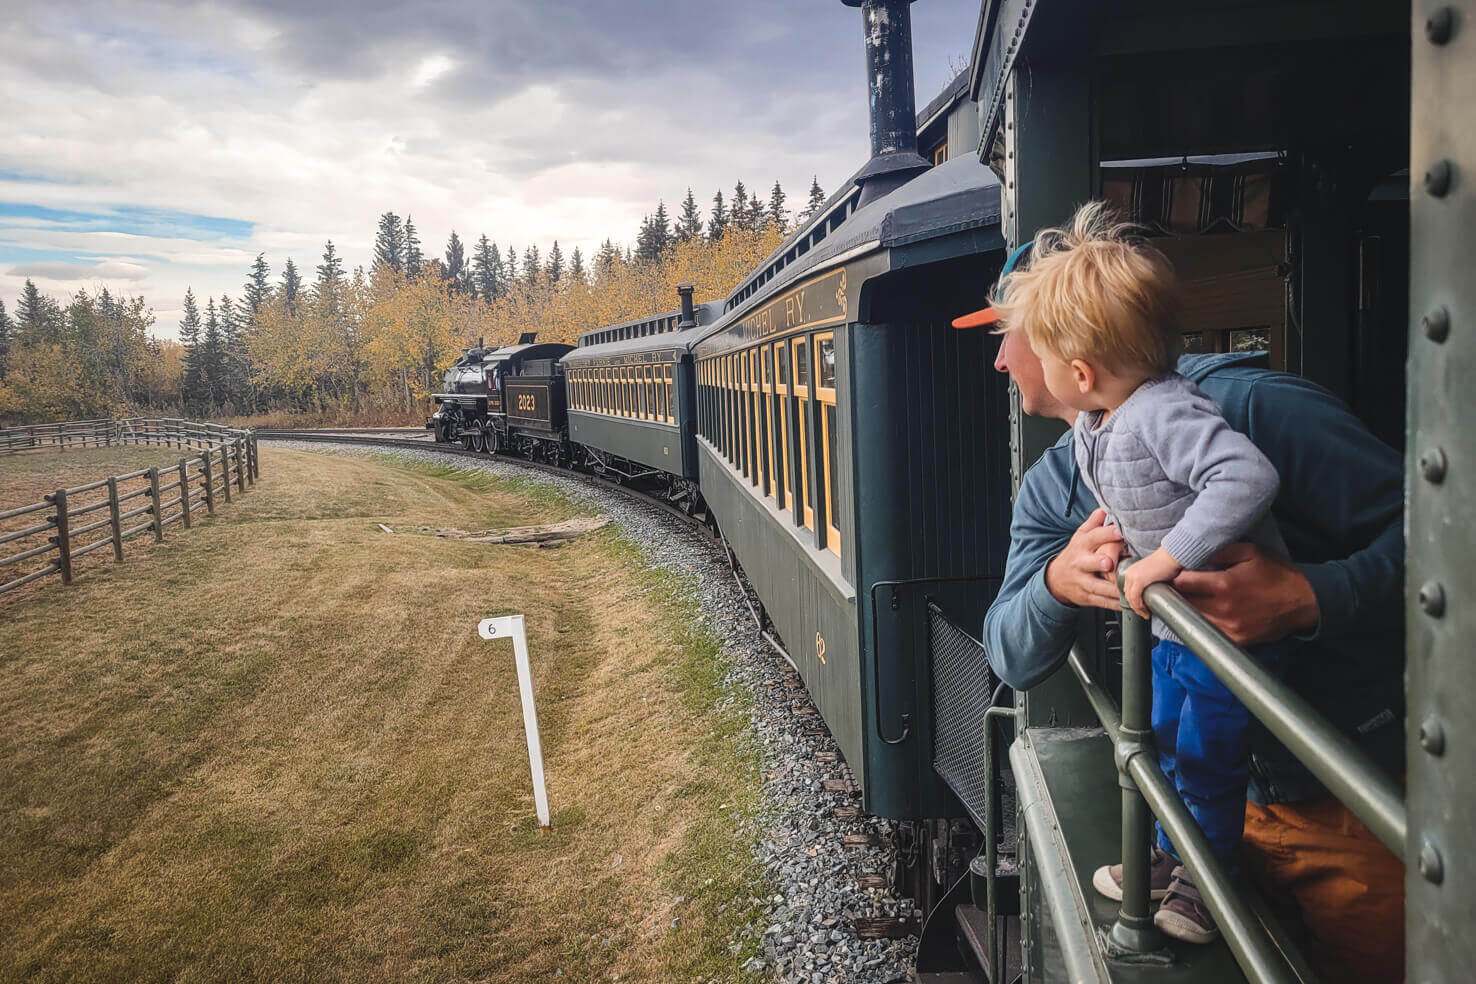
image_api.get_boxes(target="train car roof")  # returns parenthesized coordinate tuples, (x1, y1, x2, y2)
(563, 300, 724, 363)
(693, 155, 1004, 347)
(484, 341, 574, 362)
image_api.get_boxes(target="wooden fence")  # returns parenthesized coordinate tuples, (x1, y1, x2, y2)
(0, 419, 260, 598)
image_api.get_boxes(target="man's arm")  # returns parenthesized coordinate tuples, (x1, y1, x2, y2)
(1177, 371, 1404, 644)
(983, 445, 1121, 690)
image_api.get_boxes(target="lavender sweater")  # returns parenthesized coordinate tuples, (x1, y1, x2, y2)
(1073, 373, 1285, 642)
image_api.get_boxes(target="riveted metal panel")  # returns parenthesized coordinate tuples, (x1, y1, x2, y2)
(1408, 3, 1476, 979)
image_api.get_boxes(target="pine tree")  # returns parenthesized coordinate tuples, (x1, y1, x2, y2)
(677, 188, 702, 242)
(179, 289, 204, 407)
(746, 192, 765, 231)
(504, 245, 519, 286)
(652, 201, 671, 253)
(635, 216, 658, 263)
(488, 243, 503, 297)
(569, 246, 585, 283)
(280, 258, 303, 314)
(768, 180, 788, 230)
(16, 279, 62, 346)
(708, 189, 728, 240)
(805, 176, 826, 219)
(546, 241, 564, 284)
(595, 239, 619, 277)
(473, 235, 500, 301)
(373, 211, 405, 274)
(404, 215, 423, 279)
(732, 181, 750, 231)
(218, 294, 242, 406)
(444, 231, 466, 293)
(0, 299, 10, 375)
(202, 296, 224, 408)
(315, 241, 346, 315)
(244, 253, 271, 318)
(523, 244, 540, 288)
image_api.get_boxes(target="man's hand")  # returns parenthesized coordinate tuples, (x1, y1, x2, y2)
(1044, 509, 1124, 611)
(1122, 546, 1183, 619)
(1171, 543, 1320, 646)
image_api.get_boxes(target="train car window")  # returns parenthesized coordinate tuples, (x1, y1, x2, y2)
(760, 344, 776, 501)
(645, 366, 655, 421)
(739, 352, 752, 480)
(772, 345, 790, 511)
(816, 334, 840, 557)
(792, 336, 813, 531)
(749, 349, 763, 490)
(664, 364, 673, 423)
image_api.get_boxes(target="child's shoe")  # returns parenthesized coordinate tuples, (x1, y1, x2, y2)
(1091, 846, 1176, 901)
(1154, 867, 1220, 943)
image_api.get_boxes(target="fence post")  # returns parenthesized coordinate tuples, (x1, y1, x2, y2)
(202, 454, 216, 514)
(149, 467, 164, 541)
(106, 419, 113, 448)
(178, 459, 192, 529)
(234, 440, 246, 492)
(107, 476, 124, 561)
(50, 488, 72, 585)
(219, 446, 232, 504)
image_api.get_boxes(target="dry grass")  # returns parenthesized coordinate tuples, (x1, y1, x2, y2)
(0, 446, 199, 512)
(0, 448, 764, 984)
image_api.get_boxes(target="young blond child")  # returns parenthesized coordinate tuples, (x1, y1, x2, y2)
(992, 202, 1287, 944)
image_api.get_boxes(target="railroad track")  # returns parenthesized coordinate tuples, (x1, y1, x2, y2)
(253, 430, 707, 531)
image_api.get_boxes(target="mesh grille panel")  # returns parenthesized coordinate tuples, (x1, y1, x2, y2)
(929, 602, 997, 828)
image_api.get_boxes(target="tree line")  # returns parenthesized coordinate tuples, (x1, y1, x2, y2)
(0, 176, 823, 424)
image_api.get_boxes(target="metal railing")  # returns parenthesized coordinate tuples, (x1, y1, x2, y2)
(1069, 561, 1406, 982)
(0, 419, 260, 598)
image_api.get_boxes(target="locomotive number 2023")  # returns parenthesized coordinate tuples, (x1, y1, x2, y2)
(516, 393, 536, 412)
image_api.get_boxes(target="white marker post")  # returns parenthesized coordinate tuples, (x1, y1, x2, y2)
(478, 614, 551, 831)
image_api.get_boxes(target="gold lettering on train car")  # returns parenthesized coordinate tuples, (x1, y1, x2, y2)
(815, 631, 827, 665)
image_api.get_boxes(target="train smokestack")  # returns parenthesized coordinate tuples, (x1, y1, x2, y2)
(676, 283, 696, 329)
(842, 0, 930, 207)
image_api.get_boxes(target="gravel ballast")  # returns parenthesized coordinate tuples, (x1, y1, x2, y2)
(266, 440, 920, 983)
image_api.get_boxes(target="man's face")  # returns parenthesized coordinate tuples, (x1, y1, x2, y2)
(993, 328, 1073, 421)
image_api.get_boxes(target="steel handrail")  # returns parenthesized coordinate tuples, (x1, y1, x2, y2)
(1143, 582, 1407, 860)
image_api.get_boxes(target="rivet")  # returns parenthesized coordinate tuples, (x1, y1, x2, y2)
(1420, 717, 1446, 755)
(1421, 447, 1448, 484)
(1427, 6, 1455, 44)
(1419, 581, 1447, 617)
(1423, 306, 1451, 343)
(1425, 159, 1454, 198)
(1420, 840, 1445, 884)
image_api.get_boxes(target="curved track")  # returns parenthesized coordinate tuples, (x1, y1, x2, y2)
(254, 429, 706, 531)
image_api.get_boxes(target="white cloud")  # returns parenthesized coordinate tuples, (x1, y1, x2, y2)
(0, 0, 978, 339)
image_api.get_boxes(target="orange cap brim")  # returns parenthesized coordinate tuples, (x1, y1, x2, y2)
(951, 306, 1001, 330)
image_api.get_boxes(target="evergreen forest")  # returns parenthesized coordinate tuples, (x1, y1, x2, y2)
(0, 178, 829, 425)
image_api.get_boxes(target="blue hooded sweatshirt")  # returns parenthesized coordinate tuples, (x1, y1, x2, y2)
(982, 351, 1404, 802)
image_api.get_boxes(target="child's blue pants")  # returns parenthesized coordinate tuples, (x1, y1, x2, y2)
(1152, 638, 1285, 873)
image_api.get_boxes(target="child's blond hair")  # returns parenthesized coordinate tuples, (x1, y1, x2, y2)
(993, 202, 1183, 376)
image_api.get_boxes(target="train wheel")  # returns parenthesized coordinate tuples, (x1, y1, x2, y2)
(460, 433, 473, 451)
(487, 427, 500, 455)
(471, 428, 486, 453)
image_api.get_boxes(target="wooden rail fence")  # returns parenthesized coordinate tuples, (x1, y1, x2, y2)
(0, 419, 260, 598)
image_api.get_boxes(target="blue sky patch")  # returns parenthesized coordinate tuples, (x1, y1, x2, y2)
(0, 202, 252, 241)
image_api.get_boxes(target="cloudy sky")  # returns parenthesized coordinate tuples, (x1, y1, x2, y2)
(2, 0, 979, 339)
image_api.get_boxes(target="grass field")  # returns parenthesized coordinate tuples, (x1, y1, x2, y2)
(0, 445, 202, 512)
(0, 447, 764, 983)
